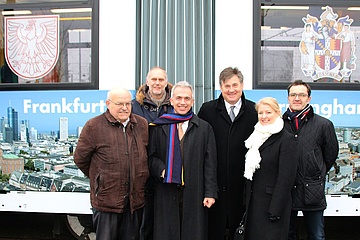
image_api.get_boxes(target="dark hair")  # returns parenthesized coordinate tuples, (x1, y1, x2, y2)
(287, 80, 311, 96)
(219, 67, 244, 85)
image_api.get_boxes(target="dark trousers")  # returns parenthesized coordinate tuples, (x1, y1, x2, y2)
(92, 206, 143, 240)
(140, 177, 155, 240)
(288, 210, 325, 240)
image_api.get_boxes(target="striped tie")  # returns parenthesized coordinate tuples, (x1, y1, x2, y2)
(230, 106, 235, 122)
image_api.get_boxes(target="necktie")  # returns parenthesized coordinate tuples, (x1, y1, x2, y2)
(178, 122, 185, 140)
(229, 106, 235, 122)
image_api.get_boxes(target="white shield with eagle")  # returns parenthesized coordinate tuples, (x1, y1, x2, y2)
(4, 15, 59, 81)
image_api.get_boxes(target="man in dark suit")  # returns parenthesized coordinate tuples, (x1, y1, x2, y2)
(198, 67, 258, 240)
(148, 81, 217, 240)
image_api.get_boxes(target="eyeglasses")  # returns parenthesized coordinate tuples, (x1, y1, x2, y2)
(108, 99, 132, 108)
(288, 93, 308, 98)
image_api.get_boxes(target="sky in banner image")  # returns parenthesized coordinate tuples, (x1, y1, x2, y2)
(1, 90, 109, 134)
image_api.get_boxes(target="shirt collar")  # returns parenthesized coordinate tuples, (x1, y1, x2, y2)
(119, 118, 130, 127)
(224, 98, 242, 110)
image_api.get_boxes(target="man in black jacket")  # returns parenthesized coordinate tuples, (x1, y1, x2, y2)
(283, 80, 339, 240)
(198, 67, 257, 240)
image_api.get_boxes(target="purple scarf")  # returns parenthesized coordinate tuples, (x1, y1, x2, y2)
(153, 111, 193, 185)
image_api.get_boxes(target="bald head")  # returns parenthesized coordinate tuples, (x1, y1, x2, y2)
(107, 87, 132, 100)
(106, 87, 132, 122)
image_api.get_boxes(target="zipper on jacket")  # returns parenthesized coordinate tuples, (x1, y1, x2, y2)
(121, 124, 129, 155)
(121, 123, 131, 210)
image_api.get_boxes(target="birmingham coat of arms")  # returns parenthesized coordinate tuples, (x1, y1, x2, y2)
(299, 6, 356, 81)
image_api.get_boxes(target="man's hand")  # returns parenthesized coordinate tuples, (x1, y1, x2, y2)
(203, 198, 215, 208)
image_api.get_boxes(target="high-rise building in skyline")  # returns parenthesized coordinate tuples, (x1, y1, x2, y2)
(20, 123, 27, 141)
(59, 117, 68, 140)
(5, 126, 13, 144)
(30, 127, 38, 141)
(12, 109, 18, 141)
(0, 117, 5, 142)
(6, 106, 13, 143)
(343, 129, 352, 143)
(77, 126, 83, 138)
(7, 105, 19, 141)
(21, 120, 30, 143)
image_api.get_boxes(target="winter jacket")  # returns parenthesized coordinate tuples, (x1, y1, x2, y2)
(283, 106, 338, 211)
(74, 110, 149, 213)
(132, 83, 173, 123)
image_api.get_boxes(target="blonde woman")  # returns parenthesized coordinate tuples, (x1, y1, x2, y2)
(243, 97, 298, 240)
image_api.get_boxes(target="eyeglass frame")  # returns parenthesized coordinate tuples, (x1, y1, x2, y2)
(288, 93, 309, 98)
(108, 99, 132, 108)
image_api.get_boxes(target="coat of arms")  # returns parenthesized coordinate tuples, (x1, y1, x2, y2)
(299, 6, 356, 81)
(4, 15, 59, 81)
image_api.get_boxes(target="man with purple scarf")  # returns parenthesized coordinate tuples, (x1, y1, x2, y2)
(283, 80, 339, 240)
(148, 81, 218, 240)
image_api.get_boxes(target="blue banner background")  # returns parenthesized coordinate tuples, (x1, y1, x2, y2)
(0, 89, 358, 134)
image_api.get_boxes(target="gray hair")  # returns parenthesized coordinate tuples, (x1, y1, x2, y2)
(171, 81, 194, 99)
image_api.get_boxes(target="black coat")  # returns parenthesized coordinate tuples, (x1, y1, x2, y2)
(283, 106, 339, 211)
(198, 93, 258, 239)
(148, 114, 218, 240)
(244, 129, 298, 240)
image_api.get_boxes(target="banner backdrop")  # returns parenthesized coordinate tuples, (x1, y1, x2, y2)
(1, 89, 360, 215)
(0, 89, 358, 134)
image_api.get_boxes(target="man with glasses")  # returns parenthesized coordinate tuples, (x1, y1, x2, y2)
(283, 80, 338, 240)
(74, 87, 149, 240)
(148, 81, 217, 240)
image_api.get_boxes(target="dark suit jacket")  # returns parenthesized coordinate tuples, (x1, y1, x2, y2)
(198, 93, 258, 239)
(148, 114, 218, 240)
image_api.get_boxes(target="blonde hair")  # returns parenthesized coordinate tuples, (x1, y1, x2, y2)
(255, 97, 281, 116)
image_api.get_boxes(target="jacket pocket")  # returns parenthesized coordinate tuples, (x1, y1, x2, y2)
(304, 178, 324, 206)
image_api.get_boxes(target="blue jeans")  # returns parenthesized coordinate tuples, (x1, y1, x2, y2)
(289, 210, 325, 240)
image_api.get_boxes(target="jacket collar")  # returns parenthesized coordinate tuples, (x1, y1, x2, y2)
(283, 105, 315, 121)
(135, 83, 173, 105)
(215, 92, 248, 122)
(215, 92, 247, 110)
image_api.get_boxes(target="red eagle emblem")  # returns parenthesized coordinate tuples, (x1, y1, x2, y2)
(4, 15, 59, 81)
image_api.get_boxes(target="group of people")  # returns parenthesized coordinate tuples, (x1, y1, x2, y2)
(74, 66, 339, 240)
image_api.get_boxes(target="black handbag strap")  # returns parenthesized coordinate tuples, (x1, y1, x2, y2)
(240, 212, 246, 225)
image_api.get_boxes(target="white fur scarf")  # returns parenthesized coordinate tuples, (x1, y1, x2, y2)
(244, 117, 284, 180)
